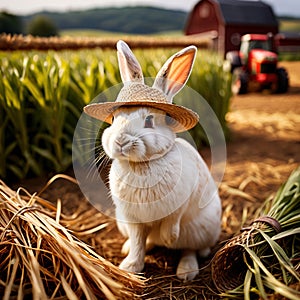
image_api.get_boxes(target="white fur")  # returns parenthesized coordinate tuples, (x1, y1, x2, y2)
(101, 41, 222, 280)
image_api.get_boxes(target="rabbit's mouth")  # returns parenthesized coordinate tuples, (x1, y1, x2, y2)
(112, 144, 130, 159)
(115, 149, 130, 159)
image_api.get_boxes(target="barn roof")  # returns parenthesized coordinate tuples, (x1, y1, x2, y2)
(215, 0, 278, 26)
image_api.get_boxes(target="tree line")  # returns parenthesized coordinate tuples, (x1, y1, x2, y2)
(0, 7, 187, 37)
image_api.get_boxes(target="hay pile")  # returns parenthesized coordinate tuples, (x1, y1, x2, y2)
(0, 175, 143, 300)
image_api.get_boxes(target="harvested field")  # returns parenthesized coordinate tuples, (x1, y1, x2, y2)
(0, 33, 211, 51)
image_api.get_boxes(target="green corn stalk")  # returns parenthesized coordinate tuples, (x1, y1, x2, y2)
(0, 101, 10, 178)
(21, 53, 72, 172)
(0, 56, 41, 179)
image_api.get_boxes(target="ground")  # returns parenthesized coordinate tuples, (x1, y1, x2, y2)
(18, 61, 300, 298)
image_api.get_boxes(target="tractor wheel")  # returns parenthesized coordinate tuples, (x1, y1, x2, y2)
(276, 67, 289, 93)
(225, 51, 242, 73)
(232, 68, 248, 95)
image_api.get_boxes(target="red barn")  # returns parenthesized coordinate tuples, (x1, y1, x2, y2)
(185, 0, 279, 55)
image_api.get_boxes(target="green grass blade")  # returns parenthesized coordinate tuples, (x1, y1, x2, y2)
(258, 229, 300, 282)
(244, 270, 253, 300)
(243, 246, 300, 300)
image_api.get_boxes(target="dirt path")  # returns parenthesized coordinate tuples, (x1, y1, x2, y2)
(218, 61, 300, 234)
(227, 60, 300, 180)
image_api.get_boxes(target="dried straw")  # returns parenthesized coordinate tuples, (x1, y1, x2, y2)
(0, 175, 144, 300)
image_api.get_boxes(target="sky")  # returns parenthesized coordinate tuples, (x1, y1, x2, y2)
(0, 0, 299, 17)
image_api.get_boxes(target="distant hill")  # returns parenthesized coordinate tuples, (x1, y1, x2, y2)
(19, 6, 300, 36)
(21, 6, 188, 35)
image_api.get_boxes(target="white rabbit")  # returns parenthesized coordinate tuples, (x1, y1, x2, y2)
(84, 41, 222, 281)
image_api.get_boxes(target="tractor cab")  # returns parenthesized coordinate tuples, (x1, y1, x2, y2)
(240, 34, 274, 64)
(226, 34, 289, 94)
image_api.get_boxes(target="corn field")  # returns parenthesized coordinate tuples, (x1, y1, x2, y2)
(0, 48, 232, 180)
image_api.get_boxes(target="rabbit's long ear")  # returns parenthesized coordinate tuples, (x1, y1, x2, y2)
(117, 40, 144, 84)
(153, 46, 197, 102)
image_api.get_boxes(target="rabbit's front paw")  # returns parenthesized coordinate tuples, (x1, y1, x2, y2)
(160, 222, 180, 247)
(119, 257, 144, 273)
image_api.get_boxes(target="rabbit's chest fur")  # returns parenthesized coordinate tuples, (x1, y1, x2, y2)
(109, 137, 214, 223)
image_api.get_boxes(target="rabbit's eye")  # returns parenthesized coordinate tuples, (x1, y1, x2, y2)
(144, 115, 154, 128)
(165, 114, 175, 126)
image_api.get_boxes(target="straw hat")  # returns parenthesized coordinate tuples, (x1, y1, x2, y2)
(84, 82, 199, 133)
(84, 40, 199, 133)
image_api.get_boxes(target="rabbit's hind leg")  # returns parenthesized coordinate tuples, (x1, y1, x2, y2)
(198, 247, 211, 257)
(176, 249, 199, 281)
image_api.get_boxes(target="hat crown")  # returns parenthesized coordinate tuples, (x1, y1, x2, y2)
(116, 82, 168, 104)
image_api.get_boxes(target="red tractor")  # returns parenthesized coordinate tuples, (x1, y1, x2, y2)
(226, 34, 289, 94)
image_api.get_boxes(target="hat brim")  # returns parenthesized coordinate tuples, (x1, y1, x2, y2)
(84, 101, 199, 133)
